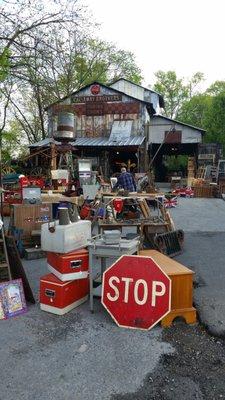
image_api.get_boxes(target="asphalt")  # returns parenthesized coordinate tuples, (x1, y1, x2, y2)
(0, 251, 173, 400)
(170, 197, 225, 337)
(1, 197, 225, 399)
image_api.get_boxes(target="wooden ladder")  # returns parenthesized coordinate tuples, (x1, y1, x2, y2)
(0, 222, 11, 282)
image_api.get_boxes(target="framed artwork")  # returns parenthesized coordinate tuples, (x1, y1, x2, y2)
(0, 279, 27, 319)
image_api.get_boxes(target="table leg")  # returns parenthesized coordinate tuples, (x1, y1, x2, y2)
(101, 257, 106, 278)
(89, 249, 94, 313)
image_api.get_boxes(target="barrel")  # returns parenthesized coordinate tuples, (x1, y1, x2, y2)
(54, 112, 75, 142)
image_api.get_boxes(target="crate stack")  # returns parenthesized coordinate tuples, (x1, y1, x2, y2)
(187, 157, 196, 187)
(39, 208, 91, 315)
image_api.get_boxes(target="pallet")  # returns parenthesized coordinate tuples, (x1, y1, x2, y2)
(193, 186, 213, 198)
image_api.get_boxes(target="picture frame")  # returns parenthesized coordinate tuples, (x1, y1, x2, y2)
(0, 279, 27, 319)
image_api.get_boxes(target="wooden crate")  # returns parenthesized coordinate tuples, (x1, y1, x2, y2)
(193, 186, 213, 198)
(138, 249, 196, 327)
(11, 203, 52, 237)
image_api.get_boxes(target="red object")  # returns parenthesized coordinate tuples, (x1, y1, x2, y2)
(80, 205, 91, 219)
(40, 273, 89, 315)
(113, 198, 124, 213)
(3, 175, 30, 205)
(91, 84, 100, 95)
(47, 248, 89, 282)
(172, 187, 194, 197)
(164, 197, 178, 208)
(28, 177, 45, 188)
(102, 255, 171, 330)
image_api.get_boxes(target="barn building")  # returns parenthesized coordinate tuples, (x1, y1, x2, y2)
(30, 79, 205, 183)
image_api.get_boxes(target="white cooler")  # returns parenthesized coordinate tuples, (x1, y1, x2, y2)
(41, 220, 91, 253)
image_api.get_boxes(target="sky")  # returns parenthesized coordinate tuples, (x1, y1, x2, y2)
(83, 0, 225, 89)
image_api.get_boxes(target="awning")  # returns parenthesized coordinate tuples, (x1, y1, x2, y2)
(29, 136, 145, 148)
(73, 136, 145, 147)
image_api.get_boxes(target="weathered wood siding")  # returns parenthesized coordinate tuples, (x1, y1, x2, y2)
(47, 84, 147, 139)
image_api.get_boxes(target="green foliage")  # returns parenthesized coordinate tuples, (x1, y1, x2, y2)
(206, 81, 225, 96)
(1, 120, 29, 162)
(165, 155, 188, 173)
(0, 49, 10, 81)
(57, 39, 142, 94)
(177, 94, 212, 128)
(153, 70, 204, 118)
(203, 92, 225, 146)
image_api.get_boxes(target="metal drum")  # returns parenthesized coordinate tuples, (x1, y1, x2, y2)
(54, 112, 75, 142)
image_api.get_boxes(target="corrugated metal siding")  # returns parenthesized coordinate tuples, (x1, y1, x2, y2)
(110, 80, 144, 101)
(149, 117, 202, 144)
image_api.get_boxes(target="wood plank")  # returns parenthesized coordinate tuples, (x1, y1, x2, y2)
(138, 249, 194, 275)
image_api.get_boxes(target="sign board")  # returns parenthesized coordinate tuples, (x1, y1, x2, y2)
(110, 120, 133, 141)
(102, 255, 171, 330)
(71, 94, 122, 103)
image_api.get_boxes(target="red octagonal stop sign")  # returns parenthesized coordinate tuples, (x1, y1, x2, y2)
(101, 255, 171, 330)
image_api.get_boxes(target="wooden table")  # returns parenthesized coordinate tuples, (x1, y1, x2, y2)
(41, 194, 84, 206)
(139, 250, 197, 327)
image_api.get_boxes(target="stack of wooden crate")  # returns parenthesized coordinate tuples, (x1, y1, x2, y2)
(187, 157, 196, 186)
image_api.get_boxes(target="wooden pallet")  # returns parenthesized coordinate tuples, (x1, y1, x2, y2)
(193, 186, 213, 198)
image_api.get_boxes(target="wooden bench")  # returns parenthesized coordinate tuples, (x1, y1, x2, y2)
(138, 250, 197, 327)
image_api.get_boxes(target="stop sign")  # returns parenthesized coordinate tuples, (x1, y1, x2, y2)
(101, 255, 171, 330)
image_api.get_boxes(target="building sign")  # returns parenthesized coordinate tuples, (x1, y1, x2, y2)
(164, 130, 182, 143)
(71, 94, 122, 103)
(91, 84, 100, 95)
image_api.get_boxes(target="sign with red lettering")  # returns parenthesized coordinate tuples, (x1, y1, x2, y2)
(101, 255, 171, 330)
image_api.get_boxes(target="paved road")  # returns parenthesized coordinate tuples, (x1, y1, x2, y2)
(1, 197, 225, 400)
(0, 254, 173, 400)
(170, 197, 225, 337)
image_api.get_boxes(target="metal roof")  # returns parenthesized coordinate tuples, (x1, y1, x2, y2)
(29, 138, 56, 147)
(29, 136, 145, 148)
(73, 136, 145, 147)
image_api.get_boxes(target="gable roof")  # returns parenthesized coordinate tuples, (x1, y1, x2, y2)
(152, 114, 206, 133)
(45, 81, 151, 111)
(110, 78, 165, 108)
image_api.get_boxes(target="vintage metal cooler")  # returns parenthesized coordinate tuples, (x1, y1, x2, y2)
(47, 248, 89, 281)
(40, 273, 89, 315)
(41, 220, 91, 253)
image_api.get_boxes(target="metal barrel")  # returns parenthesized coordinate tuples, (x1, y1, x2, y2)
(54, 112, 75, 142)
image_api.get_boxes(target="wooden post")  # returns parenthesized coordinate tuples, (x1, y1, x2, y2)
(50, 143, 57, 170)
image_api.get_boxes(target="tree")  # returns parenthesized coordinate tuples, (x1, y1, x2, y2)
(152, 70, 204, 118)
(206, 81, 225, 96)
(177, 94, 212, 128)
(203, 91, 225, 146)
(56, 38, 142, 95)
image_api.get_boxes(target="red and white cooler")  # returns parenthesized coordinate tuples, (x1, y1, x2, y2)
(40, 273, 89, 315)
(47, 248, 89, 282)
